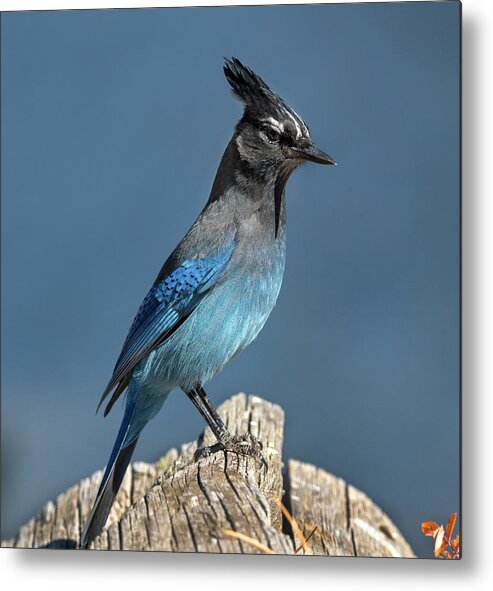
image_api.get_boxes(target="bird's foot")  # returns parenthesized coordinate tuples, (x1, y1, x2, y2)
(195, 433, 267, 470)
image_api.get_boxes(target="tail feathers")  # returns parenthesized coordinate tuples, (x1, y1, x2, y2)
(81, 406, 138, 549)
(80, 437, 138, 549)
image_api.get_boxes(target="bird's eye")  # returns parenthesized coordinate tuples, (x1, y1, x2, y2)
(263, 127, 280, 143)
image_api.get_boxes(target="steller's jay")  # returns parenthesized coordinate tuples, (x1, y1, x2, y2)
(81, 58, 335, 548)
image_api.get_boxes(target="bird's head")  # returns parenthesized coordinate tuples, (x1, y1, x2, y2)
(223, 57, 336, 181)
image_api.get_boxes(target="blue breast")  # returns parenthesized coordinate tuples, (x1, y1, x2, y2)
(134, 235, 286, 392)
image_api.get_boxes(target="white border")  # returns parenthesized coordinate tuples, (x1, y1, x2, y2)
(2, 0, 492, 589)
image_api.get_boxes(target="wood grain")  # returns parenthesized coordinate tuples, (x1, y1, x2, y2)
(2, 394, 414, 557)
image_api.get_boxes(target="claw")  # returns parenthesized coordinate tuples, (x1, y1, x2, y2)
(195, 432, 267, 471)
(194, 445, 213, 462)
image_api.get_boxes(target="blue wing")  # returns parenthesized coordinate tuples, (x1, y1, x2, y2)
(98, 242, 235, 415)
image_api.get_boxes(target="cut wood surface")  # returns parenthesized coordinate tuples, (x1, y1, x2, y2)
(2, 393, 414, 557)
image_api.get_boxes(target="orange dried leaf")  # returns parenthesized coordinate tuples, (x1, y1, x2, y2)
(445, 513, 457, 541)
(452, 534, 460, 553)
(222, 529, 275, 554)
(434, 526, 445, 557)
(421, 521, 440, 537)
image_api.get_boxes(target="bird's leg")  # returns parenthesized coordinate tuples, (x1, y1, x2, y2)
(186, 386, 232, 445)
(186, 386, 266, 468)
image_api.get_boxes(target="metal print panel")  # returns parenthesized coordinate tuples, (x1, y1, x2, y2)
(1, 1, 461, 558)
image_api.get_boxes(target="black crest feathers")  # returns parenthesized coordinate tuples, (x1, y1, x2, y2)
(223, 57, 308, 138)
(223, 57, 290, 122)
(223, 57, 271, 105)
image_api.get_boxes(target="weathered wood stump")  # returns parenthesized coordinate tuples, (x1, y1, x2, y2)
(2, 394, 414, 557)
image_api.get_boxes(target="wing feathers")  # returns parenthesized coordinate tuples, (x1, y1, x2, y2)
(97, 242, 235, 414)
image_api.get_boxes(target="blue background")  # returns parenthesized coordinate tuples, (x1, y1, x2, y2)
(1, 2, 460, 557)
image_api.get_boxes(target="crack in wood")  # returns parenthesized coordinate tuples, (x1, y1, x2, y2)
(345, 482, 358, 557)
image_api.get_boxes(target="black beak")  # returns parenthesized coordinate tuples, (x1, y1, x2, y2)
(295, 143, 336, 165)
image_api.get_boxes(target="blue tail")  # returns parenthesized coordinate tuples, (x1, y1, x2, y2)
(81, 403, 137, 549)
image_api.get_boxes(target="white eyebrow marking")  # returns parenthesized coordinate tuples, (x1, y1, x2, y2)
(263, 117, 284, 132)
(262, 111, 308, 140)
(285, 111, 302, 138)
(280, 105, 309, 139)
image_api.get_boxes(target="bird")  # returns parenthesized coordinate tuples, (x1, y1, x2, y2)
(80, 57, 335, 549)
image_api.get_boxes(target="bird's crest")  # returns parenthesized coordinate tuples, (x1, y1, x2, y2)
(223, 57, 308, 138)
(223, 57, 273, 106)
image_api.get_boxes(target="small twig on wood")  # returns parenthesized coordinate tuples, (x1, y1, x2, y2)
(276, 499, 313, 555)
(296, 526, 318, 555)
(222, 529, 275, 554)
